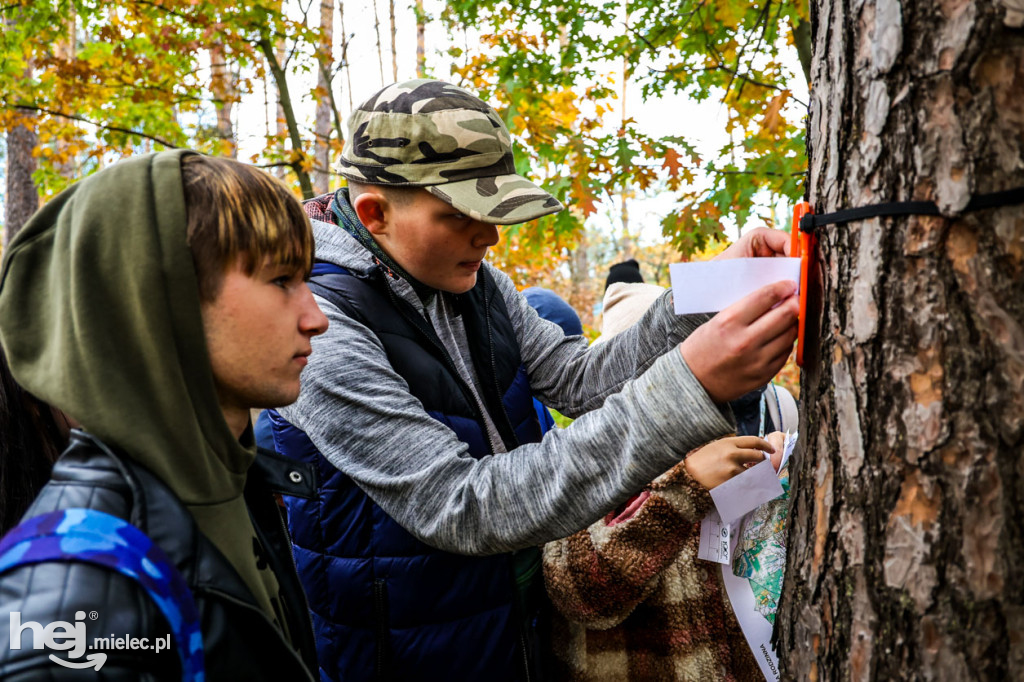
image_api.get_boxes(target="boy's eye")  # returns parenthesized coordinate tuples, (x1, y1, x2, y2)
(272, 275, 293, 289)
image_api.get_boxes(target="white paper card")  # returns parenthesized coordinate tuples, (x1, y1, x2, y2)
(720, 562, 782, 681)
(697, 509, 731, 564)
(669, 258, 801, 315)
(709, 459, 785, 525)
(778, 430, 799, 472)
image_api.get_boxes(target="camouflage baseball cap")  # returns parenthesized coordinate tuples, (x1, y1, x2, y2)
(340, 79, 563, 225)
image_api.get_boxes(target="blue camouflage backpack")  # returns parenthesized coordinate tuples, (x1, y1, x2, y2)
(0, 508, 204, 681)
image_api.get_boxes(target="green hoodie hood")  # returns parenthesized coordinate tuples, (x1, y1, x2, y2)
(0, 150, 282, 626)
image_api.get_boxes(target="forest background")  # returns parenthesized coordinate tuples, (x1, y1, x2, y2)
(0, 0, 810, 393)
(6, 4, 1024, 678)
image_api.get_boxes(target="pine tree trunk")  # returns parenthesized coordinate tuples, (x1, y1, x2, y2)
(4, 120, 39, 246)
(415, 0, 426, 77)
(54, 8, 78, 178)
(389, 0, 398, 81)
(314, 0, 335, 195)
(777, 2, 1024, 680)
(209, 41, 237, 158)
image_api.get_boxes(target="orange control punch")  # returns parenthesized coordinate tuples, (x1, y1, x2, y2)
(789, 201, 814, 366)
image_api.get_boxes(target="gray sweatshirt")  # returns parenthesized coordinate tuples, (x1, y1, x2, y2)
(279, 219, 735, 556)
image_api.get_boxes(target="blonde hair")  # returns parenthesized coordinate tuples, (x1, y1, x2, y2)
(182, 155, 315, 300)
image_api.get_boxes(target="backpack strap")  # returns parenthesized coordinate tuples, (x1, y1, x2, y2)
(0, 509, 204, 681)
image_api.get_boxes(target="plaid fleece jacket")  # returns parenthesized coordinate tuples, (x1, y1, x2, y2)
(543, 455, 762, 681)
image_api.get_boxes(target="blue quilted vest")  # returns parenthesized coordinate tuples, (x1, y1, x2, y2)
(269, 262, 545, 682)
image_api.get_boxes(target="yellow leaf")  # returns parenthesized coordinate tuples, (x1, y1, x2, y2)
(760, 91, 790, 135)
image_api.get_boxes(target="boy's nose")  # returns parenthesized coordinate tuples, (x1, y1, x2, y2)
(472, 222, 500, 249)
(299, 285, 330, 337)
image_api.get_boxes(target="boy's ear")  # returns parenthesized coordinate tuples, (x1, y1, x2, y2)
(351, 191, 389, 236)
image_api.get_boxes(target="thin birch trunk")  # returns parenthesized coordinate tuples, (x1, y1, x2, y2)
(314, 0, 336, 194)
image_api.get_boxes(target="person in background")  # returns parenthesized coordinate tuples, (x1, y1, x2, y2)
(0, 348, 70, 534)
(542, 430, 788, 681)
(543, 278, 797, 681)
(0, 151, 326, 680)
(522, 286, 584, 337)
(604, 258, 645, 290)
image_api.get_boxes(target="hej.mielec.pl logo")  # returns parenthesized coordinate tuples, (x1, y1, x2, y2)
(10, 610, 171, 670)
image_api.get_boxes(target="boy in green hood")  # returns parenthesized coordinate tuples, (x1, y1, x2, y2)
(0, 150, 327, 680)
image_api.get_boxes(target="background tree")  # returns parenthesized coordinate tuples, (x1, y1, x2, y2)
(3, 7, 39, 244)
(0, 1, 321, 199)
(438, 0, 811, 337)
(415, 0, 427, 77)
(4, 118, 37, 246)
(313, 0, 337, 195)
(777, 1, 1024, 679)
(442, 0, 810, 257)
(209, 40, 239, 158)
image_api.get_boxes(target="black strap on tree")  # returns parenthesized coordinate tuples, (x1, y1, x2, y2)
(799, 185, 1024, 235)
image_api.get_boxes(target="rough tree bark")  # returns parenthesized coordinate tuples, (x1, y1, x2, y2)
(4, 120, 39, 247)
(3, 8, 39, 244)
(778, 2, 1024, 681)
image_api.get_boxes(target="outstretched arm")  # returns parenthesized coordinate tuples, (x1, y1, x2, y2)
(280, 294, 736, 556)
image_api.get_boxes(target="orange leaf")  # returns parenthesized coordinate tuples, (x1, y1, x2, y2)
(662, 147, 683, 178)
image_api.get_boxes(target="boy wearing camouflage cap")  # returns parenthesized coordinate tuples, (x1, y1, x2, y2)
(265, 79, 798, 681)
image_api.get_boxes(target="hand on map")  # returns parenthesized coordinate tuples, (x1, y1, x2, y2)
(684, 435, 775, 490)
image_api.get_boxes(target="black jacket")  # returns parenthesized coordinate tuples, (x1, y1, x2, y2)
(0, 430, 319, 681)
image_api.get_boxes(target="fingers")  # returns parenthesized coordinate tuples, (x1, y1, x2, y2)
(732, 450, 769, 473)
(750, 228, 791, 258)
(724, 437, 774, 473)
(757, 317, 799, 361)
(723, 280, 798, 326)
(713, 228, 791, 260)
(727, 436, 774, 453)
(748, 299, 799, 349)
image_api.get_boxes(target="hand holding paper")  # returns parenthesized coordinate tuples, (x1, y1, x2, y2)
(713, 226, 792, 260)
(683, 435, 775, 490)
(678, 280, 799, 403)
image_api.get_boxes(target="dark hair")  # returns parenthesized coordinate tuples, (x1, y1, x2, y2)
(0, 347, 67, 534)
(181, 155, 316, 302)
(605, 259, 645, 291)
